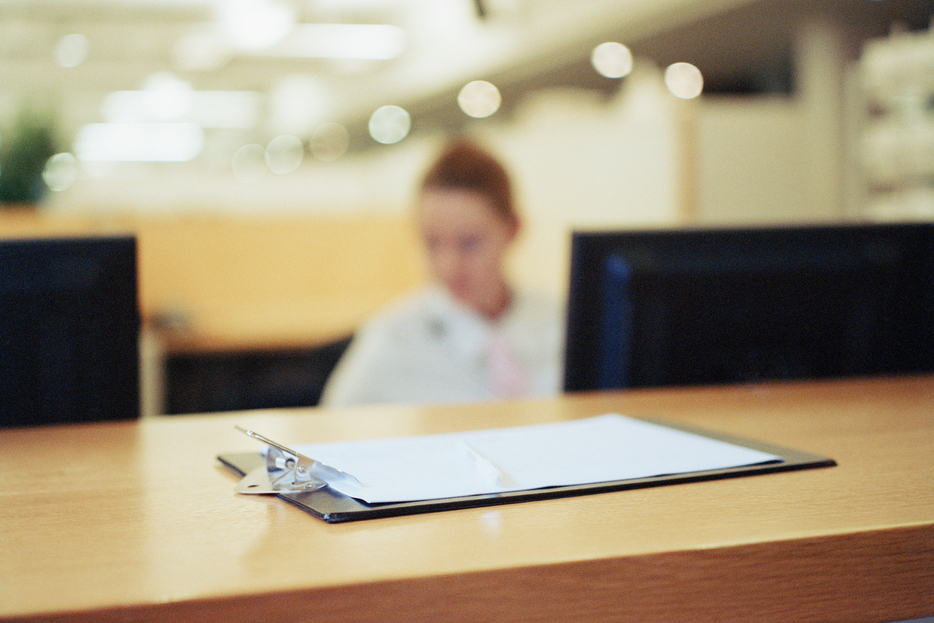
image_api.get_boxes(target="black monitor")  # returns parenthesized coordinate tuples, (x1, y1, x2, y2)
(0, 236, 140, 427)
(564, 223, 934, 392)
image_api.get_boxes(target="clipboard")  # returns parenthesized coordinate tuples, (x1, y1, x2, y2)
(218, 417, 836, 523)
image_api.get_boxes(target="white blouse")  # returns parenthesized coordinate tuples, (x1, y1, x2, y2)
(321, 286, 565, 407)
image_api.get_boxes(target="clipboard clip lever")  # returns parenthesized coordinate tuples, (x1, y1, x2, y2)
(233, 426, 329, 495)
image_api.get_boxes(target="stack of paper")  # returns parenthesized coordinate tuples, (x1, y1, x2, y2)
(288, 414, 782, 504)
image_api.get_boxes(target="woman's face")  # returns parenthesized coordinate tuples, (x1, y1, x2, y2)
(419, 188, 517, 318)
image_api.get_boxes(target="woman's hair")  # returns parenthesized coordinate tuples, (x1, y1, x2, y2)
(420, 138, 516, 223)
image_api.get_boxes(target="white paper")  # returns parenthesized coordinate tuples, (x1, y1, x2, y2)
(291, 414, 782, 504)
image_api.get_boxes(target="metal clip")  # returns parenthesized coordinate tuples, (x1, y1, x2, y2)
(234, 426, 330, 495)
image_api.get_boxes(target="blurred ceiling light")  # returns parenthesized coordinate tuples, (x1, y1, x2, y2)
(310, 122, 349, 161)
(257, 24, 406, 60)
(664, 62, 704, 99)
(143, 72, 193, 121)
(458, 80, 501, 118)
(102, 90, 260, 129)
(232, 143, 268, 182)
(43, 153, 79, 192)
(75, 123, 205, 162)
(55, 34, 89, 68)
(369, 105, 411, 144)
(591, 42, 633, 79)
(219, 0, 295, 50)
(265, 135, 304, 174)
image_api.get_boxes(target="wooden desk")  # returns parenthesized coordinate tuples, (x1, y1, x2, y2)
(1, 375, 932, 622)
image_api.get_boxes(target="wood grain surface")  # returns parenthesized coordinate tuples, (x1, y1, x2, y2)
(1, 374, 932, 622)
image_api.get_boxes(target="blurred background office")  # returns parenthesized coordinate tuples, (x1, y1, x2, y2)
(2, 0, 933, 415)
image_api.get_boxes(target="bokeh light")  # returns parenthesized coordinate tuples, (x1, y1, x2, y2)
(55, 34, 89, 68)
(43, 153, 79, 192)
(664, 62, 704, 99)
(457, 80, 501, 118)
(591, 42, 633, 79)
(265, 135, 304, 174)
(368, 105, 411, 144)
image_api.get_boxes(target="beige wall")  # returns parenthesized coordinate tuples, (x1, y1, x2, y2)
(695, 97, 816, 225)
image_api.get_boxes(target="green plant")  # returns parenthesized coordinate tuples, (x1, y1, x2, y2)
(0, 110, 57, 206)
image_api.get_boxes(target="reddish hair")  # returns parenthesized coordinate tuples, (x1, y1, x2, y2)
(420, 139, 516, 223)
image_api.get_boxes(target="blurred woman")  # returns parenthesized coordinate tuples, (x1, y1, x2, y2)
(321, 138, 564, 406)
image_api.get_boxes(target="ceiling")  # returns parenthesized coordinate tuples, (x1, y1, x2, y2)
(1, 0, 932, 159)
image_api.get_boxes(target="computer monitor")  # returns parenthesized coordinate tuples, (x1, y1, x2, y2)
(0, 236, 140, 427)
(564, 223, 934, 392)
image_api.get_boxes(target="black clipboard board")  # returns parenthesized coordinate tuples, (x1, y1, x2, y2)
(218, 418, 835, 523)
